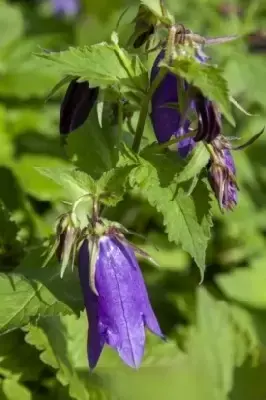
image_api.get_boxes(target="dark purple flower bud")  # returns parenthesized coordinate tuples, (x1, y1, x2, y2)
(150, 50, 221, 156)
(208, 138, 238, 210)
(60, 79, 99, 135)
(51, 0, 79, 15)
(78, 235, 163, 370)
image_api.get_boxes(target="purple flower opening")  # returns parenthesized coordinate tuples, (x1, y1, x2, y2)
(78, 236, 163, 370)
(51, 0, 79, 15)
(150, 50, 221, 157)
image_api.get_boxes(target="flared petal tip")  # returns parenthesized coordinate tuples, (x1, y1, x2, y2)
(118, 346, 144, 369)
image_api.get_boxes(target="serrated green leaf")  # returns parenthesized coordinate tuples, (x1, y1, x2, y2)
(165, 56, 235, 126)
(118, 145, 212, 277)
(36, 42, 148, 92)
(0, 246, 83, 334)
(37, 167, 96, 201)
(0, 273, 72, 334)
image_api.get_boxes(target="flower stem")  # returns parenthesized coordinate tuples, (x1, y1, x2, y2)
(132, 68, 167, 153)
(155, 130, 196, 151)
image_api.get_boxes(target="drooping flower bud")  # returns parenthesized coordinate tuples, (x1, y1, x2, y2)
(46, 213, 80, 277)
(207, 136, 238, 211)
(150, 48, 221, 156)
(78, 223, 163, 370)
(60, 78, 99, 135)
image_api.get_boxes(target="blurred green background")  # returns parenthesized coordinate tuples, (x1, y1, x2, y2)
(1, 0, 266, 399)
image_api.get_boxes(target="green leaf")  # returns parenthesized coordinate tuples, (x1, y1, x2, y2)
(1, 379, 31, 400)
(228, 305, 260, 366)
(0, 201, 22, 256)
(36, 167, 96, 201)
(119, 145, 212, 277)
(138, 231, 190, 271)
(36, 42, 148, 92)
(0, 3, 24, 49)
(25, 314, 113, 400)
(0, 330, 44, 381)
(216, 257, 266, 309)
(97, 165, 135, 206)
(140, 0, 174, 24)
(231, 360, 266, 400)
(165, 55, 235, 126)
(0, 246, 83, 334)
(188, 288, 236, 397)
(176, 142, 210, 184)
(12, 155, 71, 202)
(67, 108, 119, 179)
(93, 290, 235, 400)
(0, 273, 72, 335)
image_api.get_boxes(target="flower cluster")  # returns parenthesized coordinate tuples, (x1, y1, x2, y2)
(150, 28, 239, 210)
(52, 211, 163, 370)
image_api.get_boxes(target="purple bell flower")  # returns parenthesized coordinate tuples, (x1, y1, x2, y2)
(51, 0, 79, 15)
(78, 235, 163, 370)
(150, 50, 221, 157)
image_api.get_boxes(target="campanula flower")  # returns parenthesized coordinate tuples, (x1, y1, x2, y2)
(78, 234, 163, 370)
(150, 49, 221, 157)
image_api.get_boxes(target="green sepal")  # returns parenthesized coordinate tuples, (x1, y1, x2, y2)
(87, 236, 100, 296)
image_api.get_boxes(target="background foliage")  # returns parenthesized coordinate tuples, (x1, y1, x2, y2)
(1, 0, 266, 399)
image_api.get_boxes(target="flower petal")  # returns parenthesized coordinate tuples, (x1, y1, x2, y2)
(78, 241, 104, 370)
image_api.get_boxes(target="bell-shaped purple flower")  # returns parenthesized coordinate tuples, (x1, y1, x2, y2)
(208, 138, 238, 210)
(78, 235, 163, 370)
(150, 50, 221, 157)
(51, 0, 79, 15)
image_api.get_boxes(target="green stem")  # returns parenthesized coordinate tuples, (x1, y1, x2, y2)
(71, 194, 92, 227)
(204, 142, 217, 160)
(155, 130, 196, 151)
(132, 68, 167, 153)
(113, 44, 144, 92)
